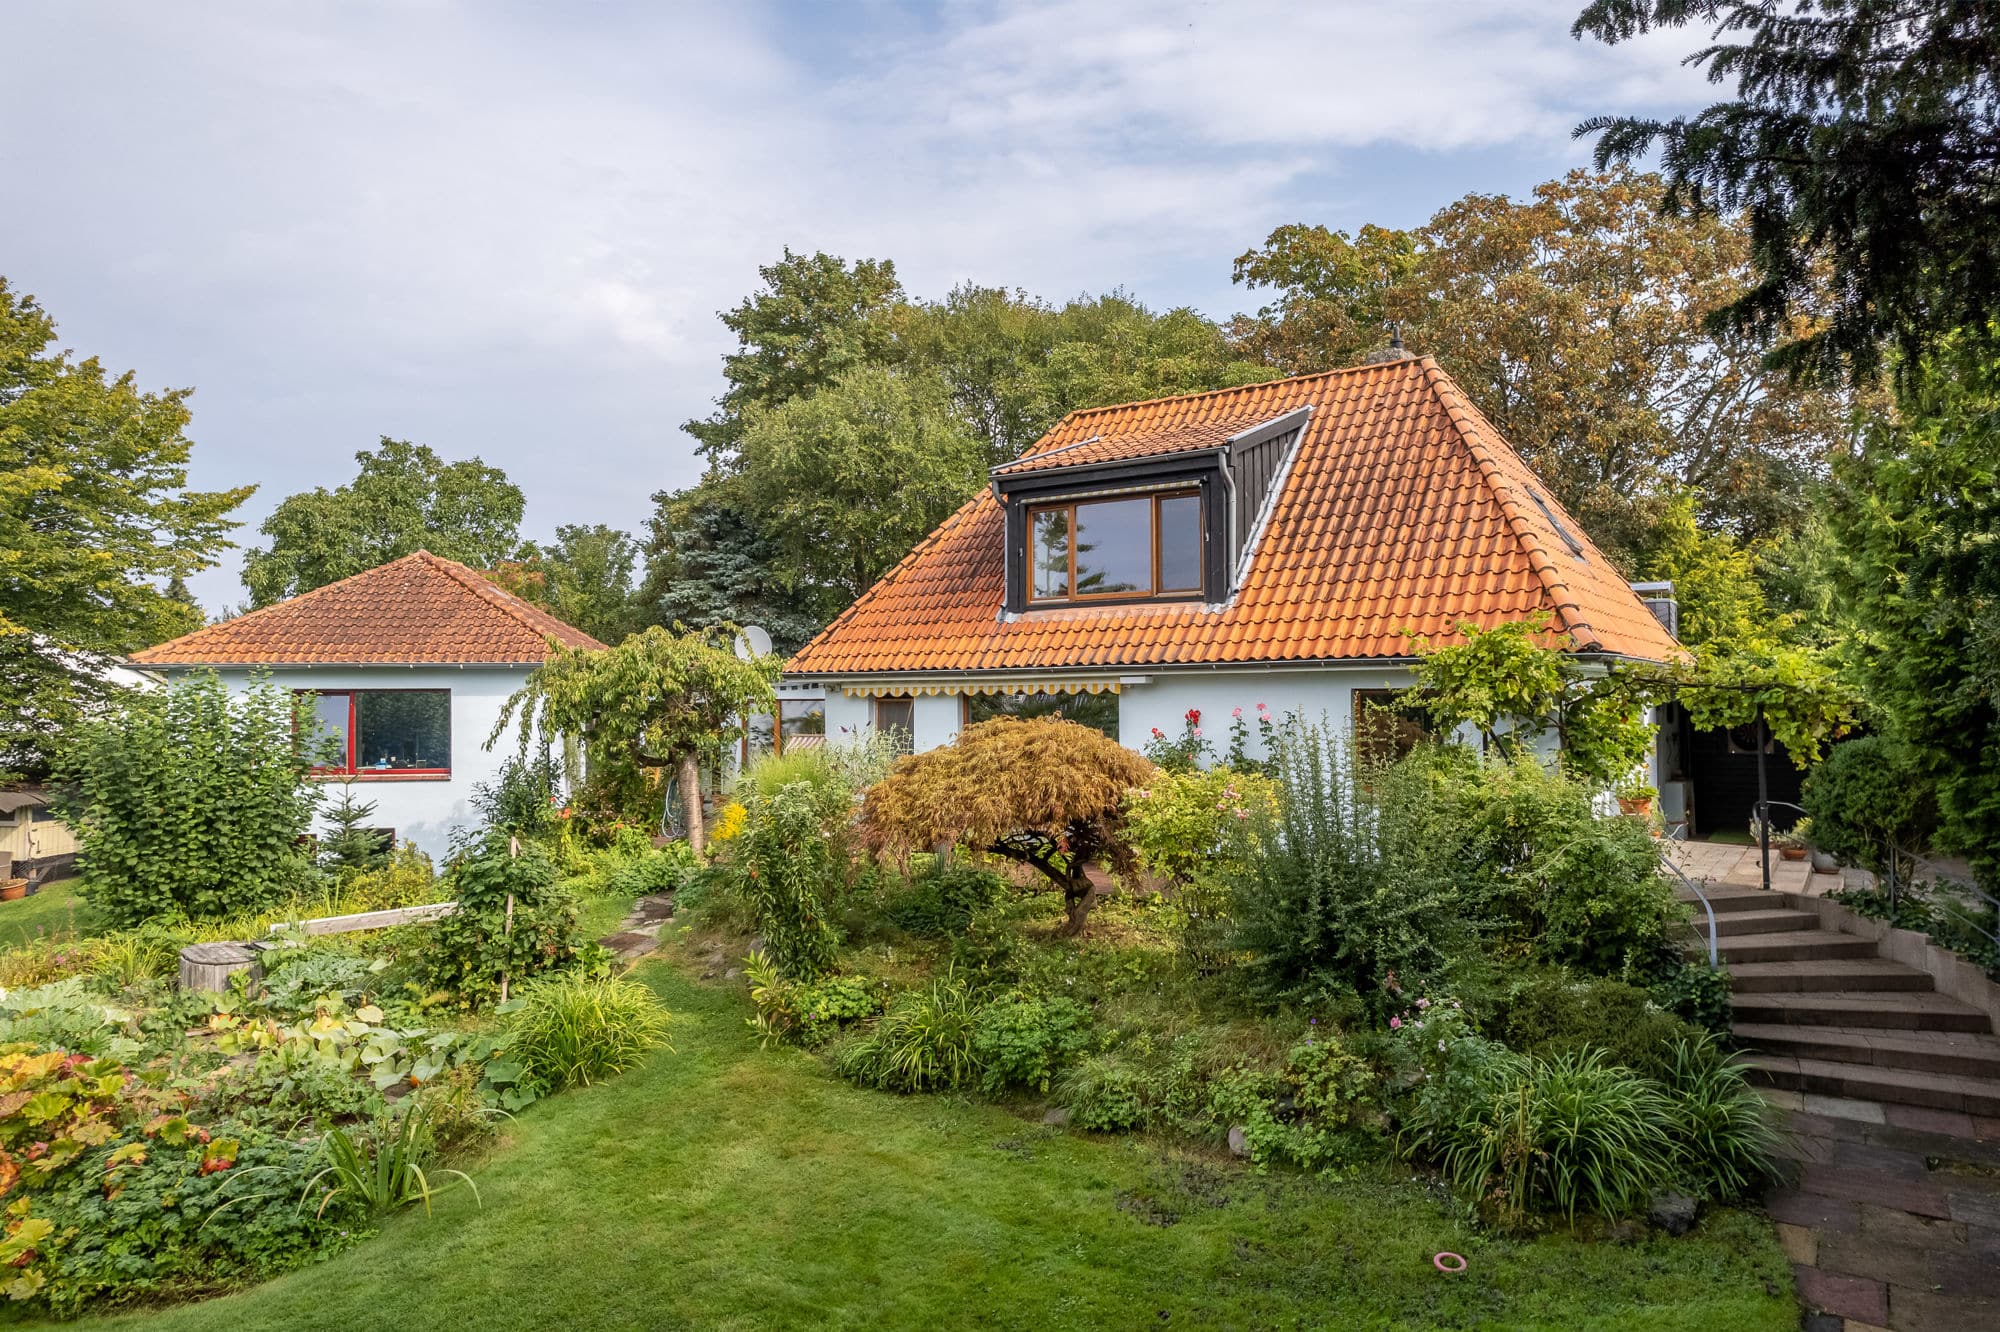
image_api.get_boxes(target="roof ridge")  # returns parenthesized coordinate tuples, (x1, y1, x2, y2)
(133, 550, 444, 660)
(1017, 359, 1418, 460)
(1416, 358, 1599, 649)
(413, 551, 607, 651)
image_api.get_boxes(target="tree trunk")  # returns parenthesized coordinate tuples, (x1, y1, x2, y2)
(679, 753, 705, 856)
(1056, 871, 1097, 938)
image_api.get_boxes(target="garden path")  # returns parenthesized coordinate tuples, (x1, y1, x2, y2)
(1763, 1094, 2000, 1331)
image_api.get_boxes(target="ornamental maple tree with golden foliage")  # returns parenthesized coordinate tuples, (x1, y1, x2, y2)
(860, 717, 1156, 936)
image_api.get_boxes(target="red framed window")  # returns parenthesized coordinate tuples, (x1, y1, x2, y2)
(300, 689, 452, 776)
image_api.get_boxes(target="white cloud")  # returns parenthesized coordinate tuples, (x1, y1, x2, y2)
(0, 0, 1707, 609)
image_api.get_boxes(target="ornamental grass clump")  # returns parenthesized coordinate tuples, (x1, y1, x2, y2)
(503, 972, 672, 1094)
(1661, 1034, 1780, 1201)
(837, 974, 981, 1093)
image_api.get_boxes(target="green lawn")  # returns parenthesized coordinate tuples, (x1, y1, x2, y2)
(0, 878, 99, 947)
(49, 958, 1795, 1332)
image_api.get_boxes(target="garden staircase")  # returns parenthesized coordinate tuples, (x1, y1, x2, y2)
(1684, 886, 2000, 1122)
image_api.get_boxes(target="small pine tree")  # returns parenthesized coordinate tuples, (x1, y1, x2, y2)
(320, 783, 388, 878)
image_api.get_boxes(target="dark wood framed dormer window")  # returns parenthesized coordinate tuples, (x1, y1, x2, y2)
(1027, 490, 1202, 604)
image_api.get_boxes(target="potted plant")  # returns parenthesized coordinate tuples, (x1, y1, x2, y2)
(1615, 776, 1656, 817)
(0, 878, 24, 903)
(1761, 817, 1810, 861)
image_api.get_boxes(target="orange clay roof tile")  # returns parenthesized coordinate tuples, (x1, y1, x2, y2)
(787, 356, 1682, 675)
(130, 551, 605, 667)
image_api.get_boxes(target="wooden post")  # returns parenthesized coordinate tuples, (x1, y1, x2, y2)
(500, 836, 519, 1003)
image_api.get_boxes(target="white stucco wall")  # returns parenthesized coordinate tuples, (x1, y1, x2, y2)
(199, 665, 535, 860)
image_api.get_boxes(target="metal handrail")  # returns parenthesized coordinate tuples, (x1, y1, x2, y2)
(1663, 855, 1720, 970)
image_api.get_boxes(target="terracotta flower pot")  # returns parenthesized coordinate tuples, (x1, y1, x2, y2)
(1779, 846, 1807, 861)
(1617, 797, 1654, 817)
(0, 880, 26, 902)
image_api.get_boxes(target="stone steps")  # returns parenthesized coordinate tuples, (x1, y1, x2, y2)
(1732, 1023, 2000, 1080)
(1725, 959, 1937, 994)
(1714, 930, 1882, 964)
(1742, 1053, 2000, 1117)
(1709, 907, 1821, 937)
(1732, 989, 1994, 1033)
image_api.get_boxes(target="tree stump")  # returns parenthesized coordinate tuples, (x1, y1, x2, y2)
(178, 941, 262, 993)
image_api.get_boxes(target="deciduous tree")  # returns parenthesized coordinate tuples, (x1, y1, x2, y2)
(860, 718, 1157, 936)
(0, 280, 248, 777)
(242, 439, 523, 605)
(491, 626, 779, 853)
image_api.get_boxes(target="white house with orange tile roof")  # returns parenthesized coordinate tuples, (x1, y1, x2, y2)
(130, 551, 603, 857)
(782, 353, 1683, 771)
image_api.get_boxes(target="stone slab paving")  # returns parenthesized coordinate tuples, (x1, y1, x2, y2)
(599, 892, 675, 961)
(1763, 1088, 2000, 1330)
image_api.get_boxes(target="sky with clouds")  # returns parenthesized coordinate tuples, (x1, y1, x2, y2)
(1, 1, 1712, 610)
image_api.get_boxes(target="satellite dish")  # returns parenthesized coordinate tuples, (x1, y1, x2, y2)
(734, 625, 774, 659)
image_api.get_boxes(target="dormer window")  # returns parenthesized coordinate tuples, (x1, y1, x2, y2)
(1028, 491, 1203, 603)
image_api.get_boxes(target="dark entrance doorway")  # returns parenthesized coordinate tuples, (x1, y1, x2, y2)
(1661, 703, 1807, 838)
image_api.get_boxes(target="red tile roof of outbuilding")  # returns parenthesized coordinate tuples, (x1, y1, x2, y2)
(130, 551, 605, 667)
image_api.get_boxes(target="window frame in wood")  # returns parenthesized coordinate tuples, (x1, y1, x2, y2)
(297, 688, 453, 778)
(1025, 488, 1203, 605)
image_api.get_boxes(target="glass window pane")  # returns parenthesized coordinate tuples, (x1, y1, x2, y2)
(965, 690, 1119, 738)
(1158, 494, 1202, 592)
(874, 696, 915, 753)
(1032, 508, 1071, 600)
(780, 699, 825, 751)
(354, 691, 452, 772)
(307, 693, 349, 768)
(1073, 498, 1151, 596)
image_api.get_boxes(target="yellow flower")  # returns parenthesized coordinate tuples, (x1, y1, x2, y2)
(710, 801, 748, 844)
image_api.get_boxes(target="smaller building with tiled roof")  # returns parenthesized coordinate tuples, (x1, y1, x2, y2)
(784, 353, 1681, 763)
(134, 551, 603, 856)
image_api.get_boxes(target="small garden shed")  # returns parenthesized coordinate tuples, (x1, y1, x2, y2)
(129, 551, 603, 856)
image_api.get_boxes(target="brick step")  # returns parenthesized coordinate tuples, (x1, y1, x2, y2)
(1733, 1023, 2000, 1079)
(1713, 930, 1882, 964)
(1743, 1053, 2000, 1117)
(1731, 990, 1994, 1034)
(1707, 908, 1821, 938)
(1724, 958, 1936, 994)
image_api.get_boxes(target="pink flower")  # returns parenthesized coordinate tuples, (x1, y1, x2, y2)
(1233, 809, 1248, 820)
(1232, 707, 1243, 719)
(1416, 998, 1430, 1009)
(1389, 1016, 1402, 1030)
(1256, 702, 1268, 711)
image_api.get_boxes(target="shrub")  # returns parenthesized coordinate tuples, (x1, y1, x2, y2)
(1430, 1048, 1679, 1229)
(1231, 723, 1470, 1007)
(22, 1122, 363, 1316)
(673, 864, 757, 935)
(1661, 1034, 1778, 1201)
(601, 844, 692, 900)
(1802, 735, 1936, 870)
(1534, 817, 1676, 972)
(1206, 1035, 1384, 1172)
(861, 717, 1157, 937)
(471, 751, 566, 843)
(738, 781, 842, 980)
(745, 952, 882, 1048)
(413, 836, 582, 1009)
(411, 1064, 499, 1157)
(326, 844, 439, 915)
(502, 972, 672, 1094)
(836, 975, 981, 1093)
(1053, 1055, 1150, 1132)
(884, 863, 1007, 937)
(1125, 766, 1277, 972)
(971, 993, 1092, 1093)
(1495, 973, 1702, 1077)
(55, 671, 322, 928)
(0, 982, 138, 1059)
(1650, 962, 1734, 1035)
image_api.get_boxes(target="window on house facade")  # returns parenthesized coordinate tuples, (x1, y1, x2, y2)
(779, 698, 826, 752)
(963, 690, 1118, 737)
(1353, 689, 1428, 768)
(1028, 490, 1202, 603)
(873, 696, 916, 753)
(300, 690, 452, 775)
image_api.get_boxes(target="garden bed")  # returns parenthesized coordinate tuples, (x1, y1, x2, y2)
(21, 959, 1795, 1332)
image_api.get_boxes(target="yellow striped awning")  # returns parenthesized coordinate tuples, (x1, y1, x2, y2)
(839, 680, 1122, 699)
